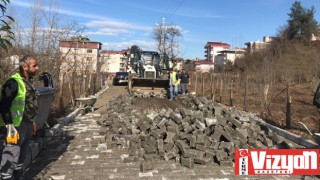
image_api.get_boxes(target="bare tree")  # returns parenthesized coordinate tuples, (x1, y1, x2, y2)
(166, 24, 182, 60)
(9, 0, 85, 80)
(1, 0, 87, 112)
(153, 18, 182, 68)
(153, 25, 163, 53)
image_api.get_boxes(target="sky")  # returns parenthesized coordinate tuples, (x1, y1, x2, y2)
(8, 0, 320, 59)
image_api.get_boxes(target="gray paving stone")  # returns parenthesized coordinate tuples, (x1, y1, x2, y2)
(24, 102, 307, 180)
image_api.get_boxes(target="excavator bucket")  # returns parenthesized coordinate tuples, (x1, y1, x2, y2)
(128, 77, 169, 95)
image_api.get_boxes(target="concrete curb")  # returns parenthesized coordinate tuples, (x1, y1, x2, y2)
(46, 109, 82, 136)
(24, 83, 111, 173)
(61, 108, 82, 126)
(219, 103, 319, 148)
(55, 84, 110, 128)
(253, 118, 319, 148)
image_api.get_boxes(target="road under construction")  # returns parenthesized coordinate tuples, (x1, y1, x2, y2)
(21, 80, 320, 179)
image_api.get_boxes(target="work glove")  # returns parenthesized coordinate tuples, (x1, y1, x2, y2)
(32, 122, 37, 136)
(6, 124, 19, 145)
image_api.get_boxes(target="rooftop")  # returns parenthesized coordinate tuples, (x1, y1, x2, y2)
(194, 61, 214, 65)
(218, 49, 246, 53)
(100, 49, 129, 54)
(205, 41, 230, 47)
(60, 36, 101, 44)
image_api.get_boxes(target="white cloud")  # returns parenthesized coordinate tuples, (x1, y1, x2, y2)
(12, 1, 151, 37)
(84, 20, 152, 31)
(142, 32, 151, 37)
(102, 40, 156, 51)
(85, 28, 133, 36)
(140, 6, 225, 19)
(16, 27, 75, 37)
(12, 0, 110, 20)
(56, 9, 108, 20)
(83, 20, 153, 37)
(10, 1, 33, 8)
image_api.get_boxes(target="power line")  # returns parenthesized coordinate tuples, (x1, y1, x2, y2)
(167, 0, 186, 21)
(165, 0, 179, 16)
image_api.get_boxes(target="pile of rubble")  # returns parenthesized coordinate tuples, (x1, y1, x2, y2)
(97, 94, 295, 172)
(130, 89, 167, 98)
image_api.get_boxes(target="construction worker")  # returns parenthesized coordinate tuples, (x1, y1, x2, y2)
(138, 59, 144, 77)
(169, 68, 180, 101)
(0, 55, 39, 180)
(179, 69, 190, 94)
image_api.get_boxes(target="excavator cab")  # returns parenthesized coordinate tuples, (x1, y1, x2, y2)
(128, 45, 169, 95)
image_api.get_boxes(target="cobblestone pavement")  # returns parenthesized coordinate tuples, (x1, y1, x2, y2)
(24, 111, 316, 180)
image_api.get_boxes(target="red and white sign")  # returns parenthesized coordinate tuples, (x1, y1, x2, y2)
(235, 149, 320, 175)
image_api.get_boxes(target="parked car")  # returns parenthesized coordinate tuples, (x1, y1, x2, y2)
(112, 72, 129, 85)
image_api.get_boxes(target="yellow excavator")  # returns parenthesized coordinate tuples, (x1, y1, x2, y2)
(127, 45, 170, 95)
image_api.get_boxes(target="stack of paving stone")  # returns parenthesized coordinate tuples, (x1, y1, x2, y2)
(97, 94, 134, 139)
(97, 94, 294, 172)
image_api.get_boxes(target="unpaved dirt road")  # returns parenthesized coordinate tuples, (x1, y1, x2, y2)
(93, 81, 129, 113)
(94, 80, 190, 115)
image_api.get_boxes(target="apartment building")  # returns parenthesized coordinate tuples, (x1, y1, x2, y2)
(245, 36, 276, 53)
(204, 41, 230, 63)
(215, 49, 246, 66)
(100, 49, 129, 77)
(59, 36, 102, 73)
(194, 61, 214, 73)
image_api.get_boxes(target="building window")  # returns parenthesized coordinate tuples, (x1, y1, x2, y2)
(87, 57, 92, 61)
(87, 49, 93, 53)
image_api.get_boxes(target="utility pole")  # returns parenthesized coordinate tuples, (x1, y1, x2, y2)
(160, 17, 170, 69)
(161, 17, 166, 54)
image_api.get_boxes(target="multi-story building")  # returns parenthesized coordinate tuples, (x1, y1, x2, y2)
(215, 48, 246, 66)
(59, 36, 102, 73)
(172, 58, 184, 70)
(100, 49, 129, 78)
(194, 61, 214, 73)
(204, 41, 230, 63)
(245, 36, 276, 53)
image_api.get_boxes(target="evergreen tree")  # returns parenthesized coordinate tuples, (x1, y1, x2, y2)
(287, 1, 319, 40)
(0, 0, 14, 50)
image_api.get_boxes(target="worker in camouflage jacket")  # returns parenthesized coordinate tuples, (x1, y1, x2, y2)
(0, 55, 39, 180)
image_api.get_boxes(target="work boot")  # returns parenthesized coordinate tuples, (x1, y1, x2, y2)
(13, 164, 24, 180)
(1, 172, 12, 180)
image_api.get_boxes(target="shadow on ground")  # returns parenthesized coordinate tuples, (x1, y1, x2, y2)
(24, 133, 74, 179)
